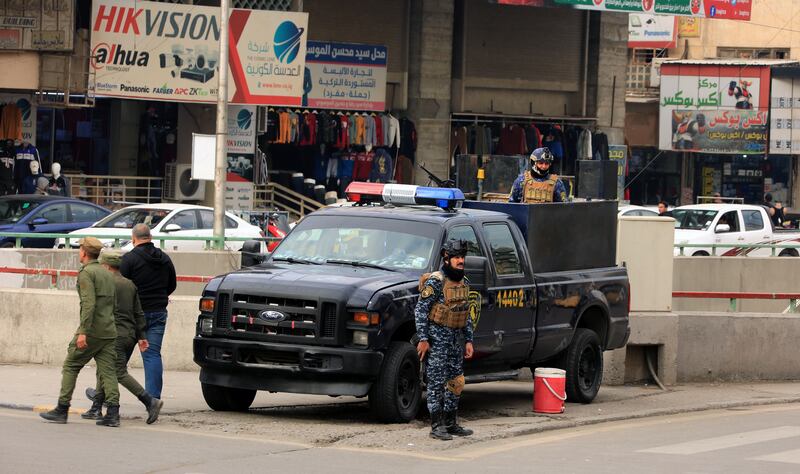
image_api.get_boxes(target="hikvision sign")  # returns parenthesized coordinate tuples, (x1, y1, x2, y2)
(90, 0, 308, 105)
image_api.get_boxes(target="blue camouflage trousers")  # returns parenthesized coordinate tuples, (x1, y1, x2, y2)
(425, 323, 466, 414)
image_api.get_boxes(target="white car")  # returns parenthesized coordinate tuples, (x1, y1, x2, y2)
(60, 203, 263, 251)
(618, 205, 659, 217)
(672, 203, 800, 257)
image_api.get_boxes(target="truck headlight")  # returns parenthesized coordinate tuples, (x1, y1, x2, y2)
(200, 317, 213, 335)
(352, 330, 369, 346)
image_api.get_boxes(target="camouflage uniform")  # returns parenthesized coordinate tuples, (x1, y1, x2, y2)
(414, 272, 474, 415)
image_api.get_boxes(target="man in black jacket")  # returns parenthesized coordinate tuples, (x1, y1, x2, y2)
(120, 224, 177, 400)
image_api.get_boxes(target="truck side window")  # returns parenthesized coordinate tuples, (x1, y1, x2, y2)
(483, 223, 522, 276)
(742, 210, 764, 231)
(447, 225, 483, 256)
(717, 211, 739, 233)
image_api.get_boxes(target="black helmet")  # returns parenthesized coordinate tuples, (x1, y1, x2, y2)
(530, 147, 554, 177)
(441, 239, 468, 258)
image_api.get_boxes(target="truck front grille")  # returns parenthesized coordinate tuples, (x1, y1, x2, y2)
(222, 292, 337, 342)
(215, 293, 231, 330)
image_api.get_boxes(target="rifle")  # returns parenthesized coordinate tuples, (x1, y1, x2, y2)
(418, 163, 455, 188)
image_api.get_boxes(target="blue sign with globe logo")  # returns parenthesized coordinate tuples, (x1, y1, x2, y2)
(237, 108, 252, 130)
(273, 21, 304, 64)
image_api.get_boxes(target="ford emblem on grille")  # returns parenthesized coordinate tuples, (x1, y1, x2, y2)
(259, 310, 286, 323)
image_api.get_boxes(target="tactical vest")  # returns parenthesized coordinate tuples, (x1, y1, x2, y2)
(418, 271, 470, 329)
(522, 172, 558, 203)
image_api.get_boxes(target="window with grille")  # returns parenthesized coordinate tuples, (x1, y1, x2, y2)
(627, 48, 667, 92)
(717, 47, 790, 60)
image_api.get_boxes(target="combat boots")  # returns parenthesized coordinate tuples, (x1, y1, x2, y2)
(39, 403, 69, 424)
(96, 404, 120, 427)
(137, 392, 164, 424)
(429, 411, 453, 441)
(81, 393, 104, 420)
(444, 410, 473, 437)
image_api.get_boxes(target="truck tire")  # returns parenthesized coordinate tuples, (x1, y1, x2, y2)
(779, 249, 799, 257)
(201, 382, 256, 411)
(559, 328, 603, 404)
(369, 341, 421, 423)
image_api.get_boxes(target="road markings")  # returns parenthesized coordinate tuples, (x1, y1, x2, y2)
(638, 426, 800, 455)
(750, 448, 800, 465)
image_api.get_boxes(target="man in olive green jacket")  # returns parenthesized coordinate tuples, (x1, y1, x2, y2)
(82, 251, 164, 424)
(40, 237, 121, 427)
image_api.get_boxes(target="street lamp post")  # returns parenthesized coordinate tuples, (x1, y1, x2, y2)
(213, 0, 230, 250)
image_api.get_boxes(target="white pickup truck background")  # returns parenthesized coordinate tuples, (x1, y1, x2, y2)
(672, 204, 800, 257)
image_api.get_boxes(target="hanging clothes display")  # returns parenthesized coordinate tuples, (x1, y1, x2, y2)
(0, 103, 22, 141)
(14, 142, 40, 193)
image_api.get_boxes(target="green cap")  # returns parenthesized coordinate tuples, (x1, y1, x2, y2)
(78, 237, 103, 253)
(99, 251, 123, 268)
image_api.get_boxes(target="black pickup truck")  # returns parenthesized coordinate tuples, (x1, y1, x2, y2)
(194, 191, 630, 423)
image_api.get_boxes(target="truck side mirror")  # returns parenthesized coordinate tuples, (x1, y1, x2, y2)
(464, 256, 488, 288)
(241, 239, 268, 267)
(715, 223, 731, 233)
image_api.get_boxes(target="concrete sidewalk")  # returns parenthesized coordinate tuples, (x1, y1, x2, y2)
(4, 363, 800, 434)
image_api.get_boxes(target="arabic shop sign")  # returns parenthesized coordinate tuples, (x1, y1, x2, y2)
(554, 0, 752, 20)
(0, 1, 74, 51)
(90, 0, 308, 105)
(658, 64, 770, 154)
(304, 41, 388, 111)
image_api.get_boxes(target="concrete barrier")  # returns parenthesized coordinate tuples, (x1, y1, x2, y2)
(2, 288, 799, 382)
(673, 257, 800, 313)
(617, 216, 674, 312)
(0, 248, 241, 297)
(0, 289, 199, 371)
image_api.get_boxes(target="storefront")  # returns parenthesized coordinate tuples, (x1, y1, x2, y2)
(658, 59, 797, 205)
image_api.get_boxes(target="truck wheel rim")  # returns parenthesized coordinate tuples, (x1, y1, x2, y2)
(397, 358, 417, 409)
(578, 345, 598, 390)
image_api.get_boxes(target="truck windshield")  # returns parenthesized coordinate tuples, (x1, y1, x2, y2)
(672, 209, 718, 230)
(271, 215, 440, 271)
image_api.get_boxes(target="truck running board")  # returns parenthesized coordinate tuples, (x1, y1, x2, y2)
(465, 370, 520, 384)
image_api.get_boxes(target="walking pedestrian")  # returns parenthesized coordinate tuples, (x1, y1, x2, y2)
(40, 237, 121, 427)
(82, 251, 164, 424)
(120, 224, 176, 400)
(415, 239, 474, 441)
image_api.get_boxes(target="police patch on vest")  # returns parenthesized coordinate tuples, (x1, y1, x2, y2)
(421, 286, 434, 298)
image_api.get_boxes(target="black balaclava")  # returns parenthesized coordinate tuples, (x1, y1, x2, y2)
(441, 255, 464, 282)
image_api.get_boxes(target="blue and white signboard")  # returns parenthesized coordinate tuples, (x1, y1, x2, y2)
(304, 41, 387, 111)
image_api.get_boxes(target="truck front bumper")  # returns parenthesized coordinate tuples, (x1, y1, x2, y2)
(193, 336, 384, 397)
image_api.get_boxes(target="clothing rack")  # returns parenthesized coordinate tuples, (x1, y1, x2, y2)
(450, 112, 598, 128)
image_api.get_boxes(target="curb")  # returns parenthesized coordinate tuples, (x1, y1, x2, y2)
(5, 396, 800, 433)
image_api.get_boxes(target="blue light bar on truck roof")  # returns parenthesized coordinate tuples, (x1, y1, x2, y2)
(344, 182, 464, 210)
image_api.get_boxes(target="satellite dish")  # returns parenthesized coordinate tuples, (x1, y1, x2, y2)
(179, 168, 199, 197)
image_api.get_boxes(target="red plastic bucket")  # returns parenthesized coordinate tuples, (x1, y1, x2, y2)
(533, 367, 567, 413)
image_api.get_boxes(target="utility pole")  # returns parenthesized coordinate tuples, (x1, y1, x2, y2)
(213, 0, 230, 250)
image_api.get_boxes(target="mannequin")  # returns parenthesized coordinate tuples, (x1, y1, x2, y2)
(47, 162, 69, 196)
(21, 160, 44, 194)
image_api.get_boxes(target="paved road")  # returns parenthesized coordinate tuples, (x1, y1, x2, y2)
(4, 404, 800, 473)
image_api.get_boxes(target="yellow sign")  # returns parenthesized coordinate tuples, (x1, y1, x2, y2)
(497, 289, 525, 309)
(678, 17, 700, 38)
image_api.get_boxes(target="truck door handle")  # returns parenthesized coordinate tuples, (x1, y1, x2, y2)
(737, 237, 745, 241)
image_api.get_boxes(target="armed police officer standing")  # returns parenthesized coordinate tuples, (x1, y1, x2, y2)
(415, 239, 474, 441)
(509, 147, 568, 203)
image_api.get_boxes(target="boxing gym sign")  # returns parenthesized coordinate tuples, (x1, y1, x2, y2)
(658, 63, 770, 154)
(90, 0, 308, 105)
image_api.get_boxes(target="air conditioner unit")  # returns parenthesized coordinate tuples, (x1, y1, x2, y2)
(650, 58, 668, 88)
(164, 163, 205, 201)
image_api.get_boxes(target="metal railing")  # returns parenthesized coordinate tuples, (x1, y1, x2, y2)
(673, 291, 799, 313)
(674, 243, 800, 257)
(0, 232, 279, 251)
(0, 265, 213, 290)
(64, 174, 164, 207)
(252, 182, 324, 220)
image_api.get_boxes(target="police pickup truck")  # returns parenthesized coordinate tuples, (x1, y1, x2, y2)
(194, 183, 630, 422)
